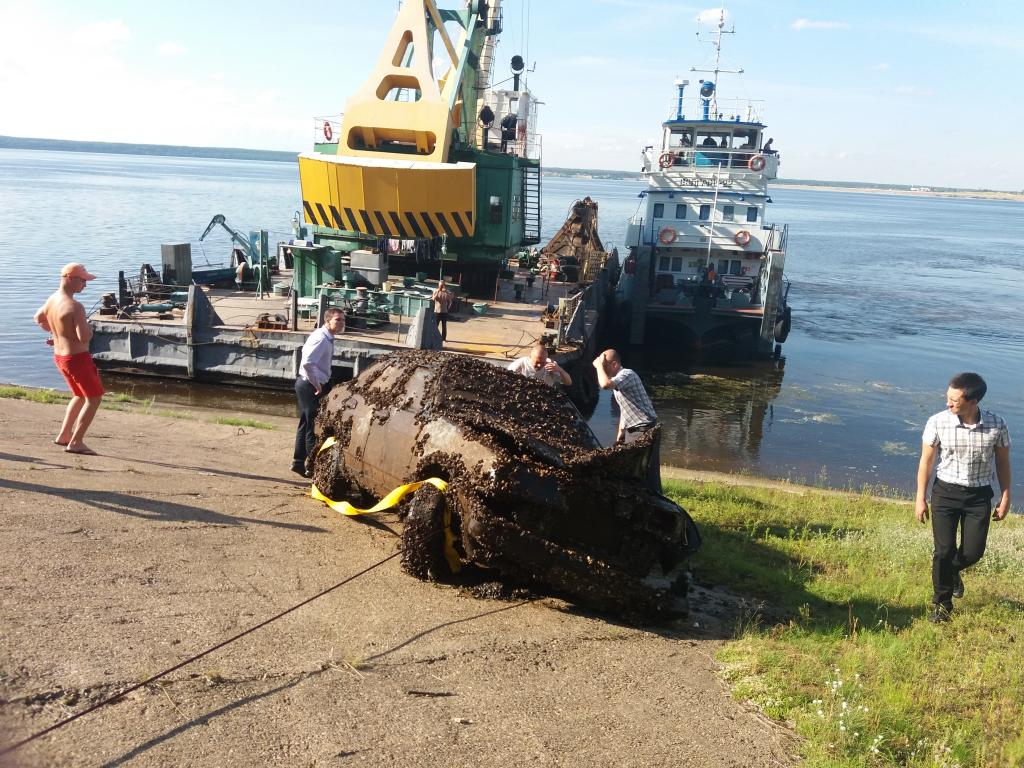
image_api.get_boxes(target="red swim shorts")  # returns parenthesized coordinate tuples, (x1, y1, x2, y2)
(54, 352, 105, 398)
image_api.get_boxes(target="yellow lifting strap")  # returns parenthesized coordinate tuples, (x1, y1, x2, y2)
(310, 437, 461, 572)
(310, 477, 448, 517)
(310, 437, 448, 516)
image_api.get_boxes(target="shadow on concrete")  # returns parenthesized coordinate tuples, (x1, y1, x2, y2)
(363, 601, 531, 663)
(100, 672, 338, 767)
(0, 478, 326, 533)
(99, 452, 301, 486)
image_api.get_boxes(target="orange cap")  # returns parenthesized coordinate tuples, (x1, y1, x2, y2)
(61, 263, 97, 281)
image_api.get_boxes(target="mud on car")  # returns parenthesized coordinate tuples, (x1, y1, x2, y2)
(312, 350, 700, 619)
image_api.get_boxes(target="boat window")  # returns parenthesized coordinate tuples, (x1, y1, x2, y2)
(668, 129, 694, 149)
(671, 257, 683, 271)
(653, 203, 665, 218)
(658, 256, 670, 270)
(675, 204, 686, 219)
(746, 206, 758, 222)
(729, 260, 742, 276)
(699, 204, 711, 220)
(723, 205, 735, 221)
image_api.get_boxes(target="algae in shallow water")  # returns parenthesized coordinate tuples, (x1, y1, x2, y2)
(649, 372, 782, 411)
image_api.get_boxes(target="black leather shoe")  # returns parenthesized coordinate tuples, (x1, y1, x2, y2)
(952, 571, 964, 599)
(291, 463, 311, 478)
(928, 604, 953, 624)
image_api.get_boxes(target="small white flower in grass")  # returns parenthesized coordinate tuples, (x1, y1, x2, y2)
(839, 725, 846, 732)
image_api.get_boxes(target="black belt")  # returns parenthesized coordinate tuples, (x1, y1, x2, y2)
(934, 478, 990, 492)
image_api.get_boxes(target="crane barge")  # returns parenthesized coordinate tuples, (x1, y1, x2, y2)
(297, 0, 542, 295)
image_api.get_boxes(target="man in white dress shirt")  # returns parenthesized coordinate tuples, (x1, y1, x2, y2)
(915, 372, 1011, 622)
(292, 308, 345, 477)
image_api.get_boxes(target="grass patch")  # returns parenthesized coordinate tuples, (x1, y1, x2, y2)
(212, 416, 276, 430)
(153, 408, 193, 420)
(666, 479, 1024, 767)
(0, 385, 68, 404)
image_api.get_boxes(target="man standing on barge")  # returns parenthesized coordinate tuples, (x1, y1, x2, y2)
(593, 349, 661, 493)
(34, 263, 105, 455)
(915, 372, 1011, 623)
(292, 308, 344, 478)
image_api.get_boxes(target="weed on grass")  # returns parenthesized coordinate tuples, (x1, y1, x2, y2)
(667, 479, 1024, 767)
(0, 385, 68, 404)
(212, 417, 275, 430)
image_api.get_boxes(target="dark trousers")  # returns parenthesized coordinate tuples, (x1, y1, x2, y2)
(930, 478, 993, 606)
(623, 423, 662, 494)
(435, 312, 449, 341)
(293, 377, 325, 469)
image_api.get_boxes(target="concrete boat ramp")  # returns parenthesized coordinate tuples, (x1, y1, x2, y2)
(90, 269, 612, 389)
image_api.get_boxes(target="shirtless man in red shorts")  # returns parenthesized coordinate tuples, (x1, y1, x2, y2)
(33, 263, 105, 455)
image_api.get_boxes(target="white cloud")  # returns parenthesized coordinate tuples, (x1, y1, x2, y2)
(871, 62, 890, 71)
(73, 19, 131, 47)
(158, 41, 186, 57)
(791, 19, 849, 31)
(0, 6, 304, 150)
(696, 8, 728, 24)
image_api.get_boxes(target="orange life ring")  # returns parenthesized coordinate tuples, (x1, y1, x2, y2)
(323, 121, 333, 142)
(734, 230, 751, 247)
(658, 227, 677, 244)
(658, 152, 676, 169)
(748, 154, 766, 172)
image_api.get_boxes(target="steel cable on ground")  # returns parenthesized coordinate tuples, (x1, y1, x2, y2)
(0, 550, 402, 758)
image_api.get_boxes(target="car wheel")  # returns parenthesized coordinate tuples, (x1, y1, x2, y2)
(401, 484, 453, 581)
(311, 436, 352, 500)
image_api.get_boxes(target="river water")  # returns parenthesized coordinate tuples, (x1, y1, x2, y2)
(2, 148, 1022, 500)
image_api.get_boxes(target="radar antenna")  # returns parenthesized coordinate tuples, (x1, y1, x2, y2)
(691, 8, 743, 118)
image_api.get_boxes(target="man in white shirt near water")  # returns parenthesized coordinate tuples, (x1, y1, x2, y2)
(292, 308, 345, 477)
(915, 371, 1011, 623)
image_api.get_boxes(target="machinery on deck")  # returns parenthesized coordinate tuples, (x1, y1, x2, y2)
(297, 0, 542, 295)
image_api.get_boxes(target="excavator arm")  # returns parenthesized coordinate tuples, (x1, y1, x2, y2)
(199, 214, 253, 260)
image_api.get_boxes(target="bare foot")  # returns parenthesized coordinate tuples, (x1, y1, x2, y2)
(54, 438, 70, 447)
(65, 444, 98, 456)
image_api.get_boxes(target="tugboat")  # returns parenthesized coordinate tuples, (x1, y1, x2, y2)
(617, 9, 791, 359)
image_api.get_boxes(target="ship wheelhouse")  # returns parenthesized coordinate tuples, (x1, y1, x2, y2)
(626, 112, 784, 304)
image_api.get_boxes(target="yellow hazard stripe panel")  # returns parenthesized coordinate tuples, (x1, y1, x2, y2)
(298, 153, 475, 237)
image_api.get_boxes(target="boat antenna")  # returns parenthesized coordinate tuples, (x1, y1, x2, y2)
(691, 7, 743, 118)
(705, 163, 724, 267)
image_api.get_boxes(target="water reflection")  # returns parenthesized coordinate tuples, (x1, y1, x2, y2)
(586, 354, 786, 474)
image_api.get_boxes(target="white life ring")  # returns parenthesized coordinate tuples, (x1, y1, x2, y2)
(323, 121, 333, 142)
(658, 152, 676, 169)
(748, 154, 766, 172)
(734, 230, 751, 247)
(658, 227, 678, 245)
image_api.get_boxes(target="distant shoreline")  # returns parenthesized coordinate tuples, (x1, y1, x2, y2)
(3, 135, 1021, 201)
(775, 183, 1024, 203)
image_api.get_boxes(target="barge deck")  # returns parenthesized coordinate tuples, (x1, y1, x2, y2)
(90, 268, 613, 393)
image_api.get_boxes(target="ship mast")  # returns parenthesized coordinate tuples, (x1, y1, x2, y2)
(691, 8, 742, 117)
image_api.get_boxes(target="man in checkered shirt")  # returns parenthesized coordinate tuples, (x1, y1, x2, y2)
(594, 349, 661, 493)
(915, 372, 1012, 623)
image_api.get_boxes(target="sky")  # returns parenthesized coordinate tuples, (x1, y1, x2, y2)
(1, 0, 1022, 190)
